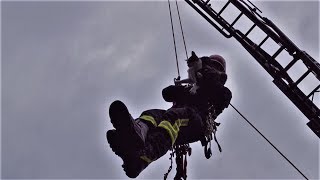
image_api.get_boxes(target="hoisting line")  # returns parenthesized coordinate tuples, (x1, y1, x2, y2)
(168, 0, 180, 78)
(168, 0, 189, 78)
(229, 103, 309, 180)
(175, 0, 188, 59)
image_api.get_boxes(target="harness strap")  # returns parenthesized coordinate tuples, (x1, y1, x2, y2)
(163, 148, 174, 180)
(204, 140, 212, 159)
(213, 129, 222, 152)
(162, 144, 190, 180)
(202, 120, 222, 159)
(174, 146, 183, 180)
(183, 153, 187, 180)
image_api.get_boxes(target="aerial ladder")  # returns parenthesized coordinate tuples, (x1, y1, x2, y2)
(185, 0, 320, 138)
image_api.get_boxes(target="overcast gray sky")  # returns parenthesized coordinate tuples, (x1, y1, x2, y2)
(2, 1, 319, 179)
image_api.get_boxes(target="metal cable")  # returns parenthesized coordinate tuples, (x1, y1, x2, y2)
(230, 103, 308, 180)
(175, 0, 188, 59)
(168, 0, 180, 78)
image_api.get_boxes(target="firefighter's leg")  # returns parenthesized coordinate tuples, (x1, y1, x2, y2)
(122, 128, 171, 178)
(121, 107, 197, 178)
(131, 107, 200, 173)
(108, 104, 202, 178)
(157, 107, 198, 145)
(119, 109, 168, 178)
(140, 106, 204, 161)
(107, 101, 167, 178)
(139, 109, 167, 128)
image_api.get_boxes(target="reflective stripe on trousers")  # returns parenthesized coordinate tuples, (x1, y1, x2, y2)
(158, 119, 189, 145)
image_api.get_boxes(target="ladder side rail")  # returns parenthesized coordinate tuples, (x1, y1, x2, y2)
(237, 29, 320, 137)
(233, 30, 281, 78)
(230, 0, 293, 53)
(189, 0, 290, 55)
(187, 0, 237, 38)
(234, 16, 320, 137)
(235, 31, 320, 117)
(187, 0, 319, 103)
(231, 0, 320, 80)
(301, 51, 320, 81)
(185, 0, 320, 137)
(191, 0, 320, 106)
(274, 78, 320, 138)
(262, 18, 320, 80)
(188, 0, 293, 80)
(185, 0, 232, 38)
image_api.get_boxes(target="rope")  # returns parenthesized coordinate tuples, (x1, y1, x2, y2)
(174, 145, 190, 180)
(164, 149, 174, 180)
(175, 0, 188, 59)
(167, 0, 180, 78)
(229, 103, 309, 180)
(164, 145, 191, 180)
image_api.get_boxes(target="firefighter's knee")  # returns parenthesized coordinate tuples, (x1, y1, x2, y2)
(139, 109, 166, 128)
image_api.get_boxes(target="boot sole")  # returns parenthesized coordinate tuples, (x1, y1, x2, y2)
(122, 155, 147, 178)
(109, 100, 131, 130)
(107, 130, 145, 178)
(106, 130, 127, 158)
(109, 100, 144, 147)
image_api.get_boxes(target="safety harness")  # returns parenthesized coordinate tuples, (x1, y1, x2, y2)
(201, 104, 222, 159)
(164, 144, 191, 180)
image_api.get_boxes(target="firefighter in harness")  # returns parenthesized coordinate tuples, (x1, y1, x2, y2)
(106, 52, 232, 178)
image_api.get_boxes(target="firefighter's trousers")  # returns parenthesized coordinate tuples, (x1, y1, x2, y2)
(139, 106, 204, 146)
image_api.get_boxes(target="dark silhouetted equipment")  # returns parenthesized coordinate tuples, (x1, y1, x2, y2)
(185, 0, 320, 138)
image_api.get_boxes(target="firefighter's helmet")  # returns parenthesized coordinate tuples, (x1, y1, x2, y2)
(208, 54, 226, 72)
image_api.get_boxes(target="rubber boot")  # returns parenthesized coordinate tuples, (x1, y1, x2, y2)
(122, 128, 172, 178)
(108, 100, 149, 147)
(107, 100, 150, 178)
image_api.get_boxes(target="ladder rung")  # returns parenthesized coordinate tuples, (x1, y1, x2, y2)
(294, 69, 312, 86)
(244, 24, 256, 37)
(307, 84, 320, 99)
(272, 46, 285, 59)
(204, 0, 211, 5)
(217, 0, 231, 16)
(230, 12, 243, 27)
(277, 69, 294, 85)
(284, 56, 299, 72)
(258, 35, 269, 47)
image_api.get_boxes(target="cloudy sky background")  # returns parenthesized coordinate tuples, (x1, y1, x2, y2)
(2, 0, 319, 179)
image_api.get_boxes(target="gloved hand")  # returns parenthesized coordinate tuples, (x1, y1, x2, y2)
(196, 72, 203, 79)
(189, 85, 199, 94)
(174, 76, 181, 86)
